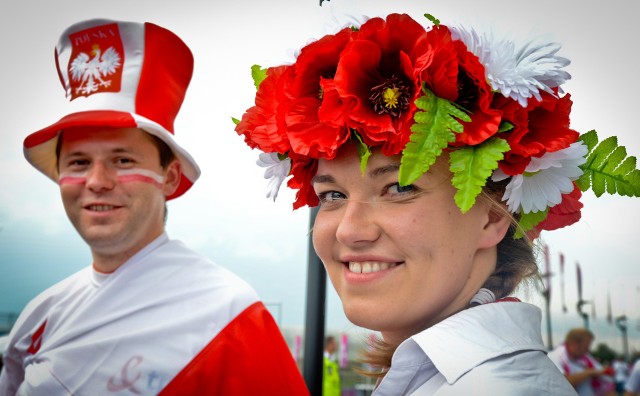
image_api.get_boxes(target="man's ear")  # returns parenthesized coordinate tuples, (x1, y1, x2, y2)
(478, 205, 511, 249)
(162, 160, 181, 197)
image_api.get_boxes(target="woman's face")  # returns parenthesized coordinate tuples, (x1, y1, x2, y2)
(312, 144, 506, 342)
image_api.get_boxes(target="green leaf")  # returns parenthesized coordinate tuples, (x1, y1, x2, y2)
(251, 64, 267, 90)
(498, 121, 514, 133)
(449, 137, 511, 213)
(576, 130, 640, 197)
(514, 209, 548, 239)
(424, 13, 440, 26)
(231, 117, 240, 126)
(353, 131, 372, 175)
(579, 129, 598, 153)
(399, 87, 471, 186)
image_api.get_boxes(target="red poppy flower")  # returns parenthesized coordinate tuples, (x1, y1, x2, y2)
(418, 25, 458, 100)
(289, 27, 353, 98)
(280, 27, 354, 159)
(450, 39, 502, 145)
(334, 14, 430, 155)
(235, 65, 292, 154)
(287, 154, 319, 209)
(496, 92, 579, 175)
(534, 183, 583, 233)
(284, 95, 350, 159)
(414, 26, 502, 146)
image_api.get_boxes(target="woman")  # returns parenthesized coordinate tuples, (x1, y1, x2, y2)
(234, 12, 638, 394)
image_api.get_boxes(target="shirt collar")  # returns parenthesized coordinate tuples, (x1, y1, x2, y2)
(411, 301, 546, 384)
(374, 338, 437, 396)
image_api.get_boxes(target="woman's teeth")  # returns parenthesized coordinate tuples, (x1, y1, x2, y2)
(348, 261, 397, 274)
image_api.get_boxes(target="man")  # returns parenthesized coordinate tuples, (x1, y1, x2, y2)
(548, 328, 612, 396)
(0, 19, 308, 395)
(613, 356, 629, 395)
(323, 336, 341, 396)
(626, 359, 640, 395)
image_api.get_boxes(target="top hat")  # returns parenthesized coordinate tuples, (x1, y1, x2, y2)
(23, 19, 200, 199)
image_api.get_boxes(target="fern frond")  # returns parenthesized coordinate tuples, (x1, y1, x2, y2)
(514, 209, 548, 239)
(399, 87, 470, 186)
(449, 137, 510, 213)
(576, 130, 640, 197)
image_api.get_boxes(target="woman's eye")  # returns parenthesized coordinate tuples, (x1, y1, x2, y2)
(317, 191, 346, 205)
(387, 183, 416, 195)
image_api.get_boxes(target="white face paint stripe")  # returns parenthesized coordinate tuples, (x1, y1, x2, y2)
(115, 168, 164, 184)
(59, 168, 165, 189)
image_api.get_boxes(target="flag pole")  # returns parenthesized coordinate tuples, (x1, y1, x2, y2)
(303, 206, 326, 396)
(576, 262, 590, 329)
(541, 244, 553, 350)
(304, 3, 331, 393)
(615, 315, 629, 362)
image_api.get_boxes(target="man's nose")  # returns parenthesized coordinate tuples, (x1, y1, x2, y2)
(85, 162, 117, 192)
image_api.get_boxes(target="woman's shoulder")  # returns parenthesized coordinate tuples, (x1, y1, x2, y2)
(445, 349, 576, 395)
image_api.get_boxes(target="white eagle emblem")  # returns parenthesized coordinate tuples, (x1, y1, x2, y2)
(69, 44, 122, 96)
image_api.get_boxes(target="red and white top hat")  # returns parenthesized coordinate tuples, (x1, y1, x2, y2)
(23, 19, 200, 200)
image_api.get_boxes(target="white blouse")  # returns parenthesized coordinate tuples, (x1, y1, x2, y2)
(372, 301, 578, 395)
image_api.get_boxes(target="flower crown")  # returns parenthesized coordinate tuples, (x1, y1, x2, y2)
(234, 13, 640, 238)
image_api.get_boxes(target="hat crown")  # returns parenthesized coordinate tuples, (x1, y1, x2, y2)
(55, 19, 194, 134)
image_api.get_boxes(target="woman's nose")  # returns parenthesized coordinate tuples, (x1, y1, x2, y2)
(335, 200, 381, 246)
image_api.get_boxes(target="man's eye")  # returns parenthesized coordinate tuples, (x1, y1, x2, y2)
(115, 157, 134, 165)
(68, 159, 89, 167)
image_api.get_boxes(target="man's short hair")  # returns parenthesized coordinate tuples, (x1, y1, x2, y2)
(565, 328, 594, 344)
(148, 133, 176, 169)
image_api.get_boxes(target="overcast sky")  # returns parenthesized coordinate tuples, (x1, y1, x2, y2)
(1, 0, 639, 351)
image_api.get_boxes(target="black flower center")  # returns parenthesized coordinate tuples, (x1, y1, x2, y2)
(369, 75, 411, 118)
(455, 68, 478, 111)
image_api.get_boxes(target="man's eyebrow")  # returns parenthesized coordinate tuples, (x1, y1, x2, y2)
(62, 147, 134, 157)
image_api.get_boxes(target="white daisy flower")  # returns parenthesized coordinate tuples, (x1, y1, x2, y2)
(257, 152, 291, 202)
(492, 142, 588, 213)
(449, 25, 571, 108)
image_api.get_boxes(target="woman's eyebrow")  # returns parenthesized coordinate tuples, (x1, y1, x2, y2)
(312, 164, 401, 184)
(311, 174, 335, 185)
(369, 163, 400, 178)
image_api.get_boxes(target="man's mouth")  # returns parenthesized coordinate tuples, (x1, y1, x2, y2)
(86, 205, 117, 212)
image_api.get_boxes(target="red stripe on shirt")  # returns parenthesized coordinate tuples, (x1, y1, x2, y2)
(159, 301, 309, 395)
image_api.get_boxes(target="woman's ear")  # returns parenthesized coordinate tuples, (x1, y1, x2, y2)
(478, 205, 511, 249)
(162, 160, 182, 197)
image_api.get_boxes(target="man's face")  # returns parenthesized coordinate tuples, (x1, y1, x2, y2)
(567, 337, 593, 359)
(57, 127, 180, 271)
(326, 339, 337, 354)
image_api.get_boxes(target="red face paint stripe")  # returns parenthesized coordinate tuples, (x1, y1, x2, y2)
(58, 168, 164, 189)
(59, 176, 87, 185)
(117, 174, 163, 189)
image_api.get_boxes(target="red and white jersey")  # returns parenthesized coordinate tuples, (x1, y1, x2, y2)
(0, 234, 308, 395)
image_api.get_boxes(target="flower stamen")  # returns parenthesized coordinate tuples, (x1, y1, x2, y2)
(369, 75, 410, 117)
